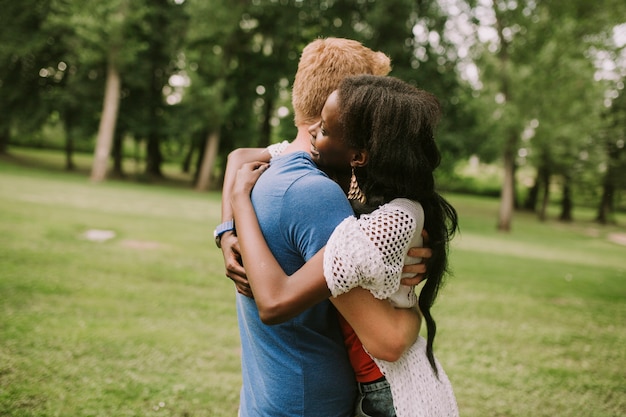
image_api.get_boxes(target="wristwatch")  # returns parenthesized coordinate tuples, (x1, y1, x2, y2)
(214, 220, 235, 248)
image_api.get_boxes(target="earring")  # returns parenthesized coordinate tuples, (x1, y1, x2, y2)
(347, 167, 366, 204)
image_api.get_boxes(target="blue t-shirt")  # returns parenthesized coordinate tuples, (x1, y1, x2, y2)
(237, 152, 357, 417)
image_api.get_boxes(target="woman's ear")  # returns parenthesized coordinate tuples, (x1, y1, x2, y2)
(351, 149, 369, 168)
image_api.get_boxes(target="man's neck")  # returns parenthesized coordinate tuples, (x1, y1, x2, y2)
(283, 127, 313, 155)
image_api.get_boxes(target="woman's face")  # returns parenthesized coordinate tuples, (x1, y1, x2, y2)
(308, 91, 355, 173)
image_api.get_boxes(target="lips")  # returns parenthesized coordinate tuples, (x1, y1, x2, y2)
(310, 138, 319, 157)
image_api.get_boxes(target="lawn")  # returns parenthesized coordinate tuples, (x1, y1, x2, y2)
(1, 154, 625, 417)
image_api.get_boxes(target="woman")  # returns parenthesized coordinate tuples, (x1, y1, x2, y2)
(232, 75, 459, 417)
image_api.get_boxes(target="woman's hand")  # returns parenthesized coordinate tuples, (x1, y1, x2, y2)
(232, 162, 269, 204)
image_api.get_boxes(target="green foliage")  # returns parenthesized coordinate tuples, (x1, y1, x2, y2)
(0, 0, 58, 137)
(2, 0, 626, 217)
(1, 162, 625, 416)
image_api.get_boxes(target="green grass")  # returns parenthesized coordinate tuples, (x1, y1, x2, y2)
(1, 155, 625, 417)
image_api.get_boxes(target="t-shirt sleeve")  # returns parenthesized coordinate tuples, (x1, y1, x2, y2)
(280, 173, 354, 262)
(323, 200, 422, 300)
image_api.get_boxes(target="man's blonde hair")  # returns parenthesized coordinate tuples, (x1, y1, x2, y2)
(292, 38, 391, 126)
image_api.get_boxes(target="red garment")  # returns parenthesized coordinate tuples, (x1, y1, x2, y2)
(338, 314, 384, 383)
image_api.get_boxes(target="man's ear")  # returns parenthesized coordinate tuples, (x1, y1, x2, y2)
(351, 149, 369, 168)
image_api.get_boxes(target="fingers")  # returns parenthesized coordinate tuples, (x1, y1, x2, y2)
(406, 246, 432, 259)
(233, 162, 269, 197)
(227, 266, 253, 298)
(401, 275, 424, 286)
(403, 263, 426, 275)
(225, 255, 247, 280)
(240, 161, 269, 176)
(233, 279, 254, 298)
(401, 262, 426, 286)
(236, 286, 254, 298)
(226, 266, 254, 298)
(219, 234, 254, 298)
(245, 161, 269, 170)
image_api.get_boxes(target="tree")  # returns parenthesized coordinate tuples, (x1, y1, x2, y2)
(64, 0, 130, 182)
(462, 0, 626, 230)
(121, 0, 189, 179)
(596, 81, 626, 223)
(189, 0, 468, 190)
(91, 51, 122, 182)
(0, 0, 57, 154)
(182, 0, 248, 191)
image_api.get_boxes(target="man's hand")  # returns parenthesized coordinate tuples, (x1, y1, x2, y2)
(400, 230, 432, 286)
(220, 231, 253, 298)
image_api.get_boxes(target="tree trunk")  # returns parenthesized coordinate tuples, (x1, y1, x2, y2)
(90, 55, 121, 182)
(494, 8, 515, 232)
(195, 130, 220, 191)
(497, 136, 516, 232)
(596, 139, 620, 224)
(0, 123, 10, 155)
(111, 130, 125, 178)
(596, 171, 615, 224)
(259, 94, 274, 149)
(182, 140, 195, 174)
(184, 131, 205, 174)
(537, 165, 552, 221)
(538, 168, 550, 221)
(193, 134, 206, 184)
(145, 132, 163, 178)
(559, 175, 573, 222)
(523, 172, 539, 211)
(512, 162, 519, 210)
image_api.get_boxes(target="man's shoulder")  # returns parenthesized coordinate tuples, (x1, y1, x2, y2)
(286, 172, 347, 206)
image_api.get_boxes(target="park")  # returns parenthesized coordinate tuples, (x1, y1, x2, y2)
(1, 148, 624, 416)
(2, 1, 626, 416)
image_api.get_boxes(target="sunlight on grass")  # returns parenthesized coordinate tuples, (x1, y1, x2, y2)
(453, 231, 626, 269)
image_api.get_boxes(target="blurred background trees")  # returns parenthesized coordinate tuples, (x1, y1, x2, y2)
(1, 0, 625, 228)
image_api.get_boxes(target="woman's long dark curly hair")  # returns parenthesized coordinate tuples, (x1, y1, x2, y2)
(336, 74, 459, 374)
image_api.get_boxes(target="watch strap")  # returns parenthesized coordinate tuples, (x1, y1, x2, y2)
(214, 220, 235, 248)
(215, 220, 235, 237)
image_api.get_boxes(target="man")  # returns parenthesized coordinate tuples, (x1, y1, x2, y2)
(215, 38, 428, 417)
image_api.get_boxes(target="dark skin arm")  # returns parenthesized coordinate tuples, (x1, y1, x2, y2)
(231, 161, 424, 361)
(219, 148, 271, 297)
(219, 148, 430, 298)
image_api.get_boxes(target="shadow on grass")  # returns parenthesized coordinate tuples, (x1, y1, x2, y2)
(0, 147, 202, 190)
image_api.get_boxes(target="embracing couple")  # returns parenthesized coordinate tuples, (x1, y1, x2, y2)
(215, 38, 459, 417)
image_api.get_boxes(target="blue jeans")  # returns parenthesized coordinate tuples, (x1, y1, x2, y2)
(354, 377, 396, 417)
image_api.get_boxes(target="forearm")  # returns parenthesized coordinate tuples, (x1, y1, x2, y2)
(218, 149, 270, 296)
(222, 148, 270, 222)
(331, 288, 421, 362)
(232, 191, 330, 324)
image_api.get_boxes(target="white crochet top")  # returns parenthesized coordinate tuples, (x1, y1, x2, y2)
(324, 198, 459, 417)
(266, 140, 290, 158)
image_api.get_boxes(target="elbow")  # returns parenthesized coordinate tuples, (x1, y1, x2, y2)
(367, 339, 409, 362)
(257, 300, 292, 325)
(227, 148, 246, 165)
(364, 323, 416, 362)
(385, 340, 410, 362)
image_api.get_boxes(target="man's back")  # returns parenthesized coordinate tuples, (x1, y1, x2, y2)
(236, 152, 356, 417)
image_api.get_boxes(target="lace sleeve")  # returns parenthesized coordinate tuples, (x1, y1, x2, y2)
(323, 199, 423, 300)
(265, 140, 290, 158)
